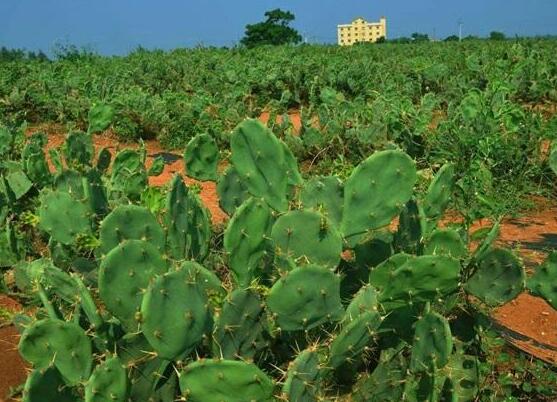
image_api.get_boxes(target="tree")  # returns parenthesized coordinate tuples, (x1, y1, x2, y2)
(240, 9, 302, 48)
(444, 35, 460, 42)
(489, 31, 506, 41)
(411, 32, 430, 43)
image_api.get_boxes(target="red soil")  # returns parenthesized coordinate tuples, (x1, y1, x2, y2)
(0, 296, 26, 402)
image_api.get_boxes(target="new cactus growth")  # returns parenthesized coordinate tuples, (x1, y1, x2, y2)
(230, 119, 289, 211)
(224, 197, 274, 286)
(179, 359, 275, 402)
(267, 264, 344, 331)
(341, 150, 417, 246)
(184, 133, 219, 181)
(98, 240, 167, 330)
(141, 266, 211, 360)
(271, 210, 343, 269)
(19, 319, 93, 385)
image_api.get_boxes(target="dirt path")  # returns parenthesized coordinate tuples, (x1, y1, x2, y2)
(0, 296, 25, 402)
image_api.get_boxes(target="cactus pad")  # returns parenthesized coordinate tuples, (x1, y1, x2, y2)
(300, 175, 344, 226)
(85, 356, 128, 402)
(184, 133, 219, 181)
(282, 348, 321, 402)
(410, 311, 452, 372)
(216, 166, 250, 216)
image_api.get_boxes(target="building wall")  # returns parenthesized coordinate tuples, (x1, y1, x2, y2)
(337, 17, 387, 46)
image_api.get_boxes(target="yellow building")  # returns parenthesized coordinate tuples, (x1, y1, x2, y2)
(337, 16, 387, 46)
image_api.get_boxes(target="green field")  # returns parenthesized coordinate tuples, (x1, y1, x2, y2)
(2, 40, 557, 401)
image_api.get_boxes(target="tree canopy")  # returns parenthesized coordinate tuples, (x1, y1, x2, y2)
(240, 9, 302, 48)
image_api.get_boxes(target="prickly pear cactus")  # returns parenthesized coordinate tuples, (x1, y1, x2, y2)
(230, 119, 289, 211)
(300, 175, 344, 226)
(38, 190, 92, 245)
(98, 240, 167, 331)
(85, 356, 128, 402)
(97, 204, 165, 257)
(212, 288, 267, 360)
(23, 367, 76, 402)
(424, 229, 468, 259)
(110, 149, 148, 201)
(179, 359, 275, 402)
(216, 166, 250, 216)
(224, 197, 274, 286)
(410, 311, 453, 372)
(422, 163, 456, 232)
(141, 266, 211, 360)
(19, 319, 93, 385)
(282, 347, 322, 402)
(63, 131, 94, 168)
(184, 133, 219, 181)
(164, 174, 211, 261)
(342, 150, 417, 246)
(267, 265, 344, 331)
(465, 248, 525, 306)
(271, 210, 343, 269)
(528, 252, 557, 309)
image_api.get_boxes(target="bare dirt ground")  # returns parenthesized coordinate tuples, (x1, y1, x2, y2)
(3, 118, 557, 398)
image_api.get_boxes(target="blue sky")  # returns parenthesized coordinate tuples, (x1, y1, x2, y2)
(1, 0, 557, 55)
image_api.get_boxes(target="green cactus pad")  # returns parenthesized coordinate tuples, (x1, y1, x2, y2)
(97, 204, 165, 257)
(179, 359, 275, 402)
(38, 190, 92, 245)
(99, 240, 167, 331)
(424, 229, 468, 259)
(300, 175, 344, 226)
(164, 175, 211, 261)
(184, 133, 219, 181)
(440, 352, 479, 401)
(22, 135, 51, 188)
(179, 260, 225, 301)
(96, 147, 112, 173)
(341, 150, 417, 246)
(110, 149, 148, 201)
(369, 253, 414, 292)
(465, 248, 525, 307)
(394, 199, 423, 254)
(54, 170, 86, 199)
(329, 311, 381, 369)
(379, 255, 460, 309)
(19, 319, 93, 385)
(422, 163, 456, 231)
(216, 166, 250, 216)
(280, 138, 303, 187)
(528, 252, 557, 309)
(224, 197, 274, 286)
(22, 367, 76, 402)
(48, 148, 63, 174)
(141, 266, 211, 360)
(271, 210, 343, 269)
(147, 155, 165, 177)
(352, 347, 408, 402)
(230, 119, 289, 211)
(345, 285, 379, 321)
(282, 348, 321, 402)
(88, 103, 114, 134)
(85, 356, 128, 402)
(212, 288, 267, 360)
(410, 311, 453, 372)
(267, 265, 343, 331)
(63, 131, 94, 167)
(5, 169, 33, 200)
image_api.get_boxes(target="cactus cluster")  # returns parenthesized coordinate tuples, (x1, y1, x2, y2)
(2, 113, 551, 402)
